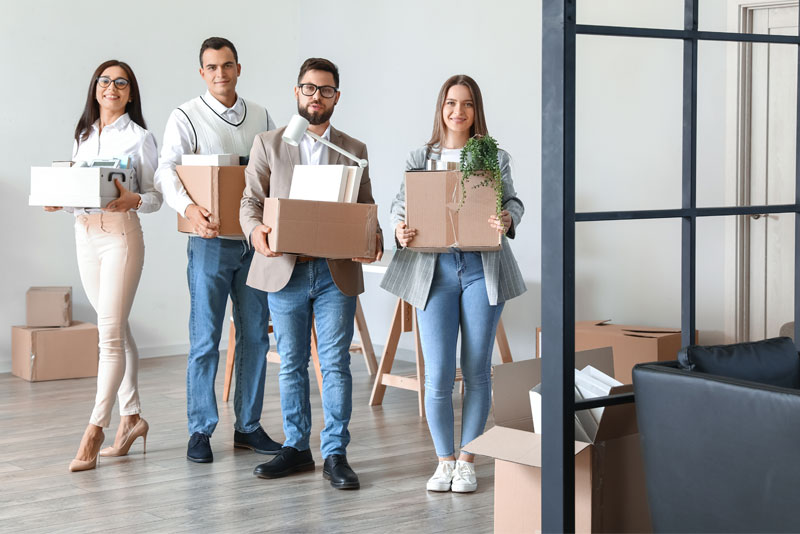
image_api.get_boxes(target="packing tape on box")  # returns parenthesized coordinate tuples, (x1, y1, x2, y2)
(363, 207, 378, 256)
(446, 183, 461, 248)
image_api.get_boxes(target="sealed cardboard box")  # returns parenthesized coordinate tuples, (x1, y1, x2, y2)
(263, 198, 377, 259)
(464, 348, 652, 534)
(536, 320, 694, 384)
(26, 286, 72, 327)
(11, 322, 99, 381)
(29, 167, 131, 208)
(176, 165, 245, 237)
(405, 170, 501, 252)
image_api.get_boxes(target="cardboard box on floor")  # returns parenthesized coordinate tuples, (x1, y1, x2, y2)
(464, 347, 651, 534)
(405, 170, 501, 252)
(26, 286, 72, 327)
(536, 320, 692, 384)
(176, 165, 245, 237)
(263, 198, 378, 259)
(11, 322, 98, 381)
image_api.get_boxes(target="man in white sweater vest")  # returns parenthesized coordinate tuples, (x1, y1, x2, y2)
(155, 37, 278, 463)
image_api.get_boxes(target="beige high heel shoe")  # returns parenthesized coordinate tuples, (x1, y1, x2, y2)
(99, 418, 149, 457)
(69, 430, 105, 472)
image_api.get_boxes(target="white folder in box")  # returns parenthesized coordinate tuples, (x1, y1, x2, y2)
(181, 154, 240, 166)
(289, 165, 350, 202)
(29, 167, 132, 208)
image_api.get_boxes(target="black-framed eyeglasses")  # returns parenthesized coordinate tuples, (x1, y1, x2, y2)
(97, 76, 130, 90)
(297, 83, 338, 98)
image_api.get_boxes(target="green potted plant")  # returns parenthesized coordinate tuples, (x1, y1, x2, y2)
(458, 134, 504, 222)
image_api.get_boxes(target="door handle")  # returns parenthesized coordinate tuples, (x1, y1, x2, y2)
(751, 213, 770, 220)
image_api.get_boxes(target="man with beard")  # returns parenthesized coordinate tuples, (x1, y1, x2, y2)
(239, 57, 383, 490)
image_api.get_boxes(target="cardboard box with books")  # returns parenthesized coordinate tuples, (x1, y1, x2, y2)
(11, 322, 99, 382)
(536, 320, 693, 384)
(464, 347, 651, 533)
(176, 164, 245, 237)
(260, 163, 376, 259)
(404, 170, 501, 252)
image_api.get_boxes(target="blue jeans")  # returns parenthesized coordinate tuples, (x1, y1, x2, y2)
(416, 251, 504, 458)
(186, 237, 270, 436)
(268, 260, 356, 458)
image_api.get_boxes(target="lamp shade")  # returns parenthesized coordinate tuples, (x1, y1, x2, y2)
(282, 114, 310, 147)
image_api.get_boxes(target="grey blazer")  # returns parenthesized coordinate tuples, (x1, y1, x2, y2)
(380, 146, 526, 309)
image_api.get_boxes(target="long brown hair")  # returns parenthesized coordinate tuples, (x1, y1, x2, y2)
(74, 60, 147, 146)
(425, 74, 488, 152)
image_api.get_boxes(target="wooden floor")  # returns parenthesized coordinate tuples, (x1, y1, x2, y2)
(0, 354, 495, 533)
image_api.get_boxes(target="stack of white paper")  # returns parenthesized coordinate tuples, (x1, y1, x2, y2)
(529, 384, 594, 442)
(181, 154, 240, 166)
(289, 164, 363, 203)
(575, 365, 623, 436)
(529, 365, 622, 443)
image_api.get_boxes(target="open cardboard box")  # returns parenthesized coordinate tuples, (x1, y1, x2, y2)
(11, 322, 98, 382)
(176, 165, 245, 237)
(536, 320, 693, 384)
(262, 198, 378, 260)
(464, 347, 651, 533)
(405, 170, 501, 252)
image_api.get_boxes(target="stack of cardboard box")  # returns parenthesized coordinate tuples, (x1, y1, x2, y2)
(11, 287, 98, 381)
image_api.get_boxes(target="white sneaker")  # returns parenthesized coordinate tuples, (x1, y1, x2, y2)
(451, 460, 478, 493)
(426, 460, 455, 492)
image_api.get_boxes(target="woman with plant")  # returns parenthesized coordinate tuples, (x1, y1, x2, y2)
(380, 74, 525, 492)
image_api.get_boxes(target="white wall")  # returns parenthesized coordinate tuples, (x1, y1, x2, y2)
(0, 0, 735, 373)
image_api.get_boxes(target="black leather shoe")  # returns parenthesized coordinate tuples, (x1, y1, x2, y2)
(187, 433, 213, 463)
(234, 426, 282, 454)
(323, 454, 360, 489)
(253, 447, 314, 479)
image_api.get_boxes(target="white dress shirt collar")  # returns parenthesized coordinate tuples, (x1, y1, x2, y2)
(92, 112, 132, 133)
(299, 124, 332, 166)
(200, 90, 245, 122)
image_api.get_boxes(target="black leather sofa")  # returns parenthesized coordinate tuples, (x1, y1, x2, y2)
(632, 337, 800, 533)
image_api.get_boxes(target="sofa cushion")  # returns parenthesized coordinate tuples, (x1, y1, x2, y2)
(678, 336, 800, 388)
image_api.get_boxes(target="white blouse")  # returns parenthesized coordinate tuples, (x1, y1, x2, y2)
(439, 147, 462, 163)
(72, 113, 162, 214)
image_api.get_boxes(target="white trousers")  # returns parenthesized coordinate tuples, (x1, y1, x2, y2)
(75, 212, 144, 428)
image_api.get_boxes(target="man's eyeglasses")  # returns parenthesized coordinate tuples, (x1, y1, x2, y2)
(297, 83, 338, 99)
(97, 76, 130, 90)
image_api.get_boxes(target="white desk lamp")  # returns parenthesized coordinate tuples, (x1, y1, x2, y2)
(282, 114, 368, 168)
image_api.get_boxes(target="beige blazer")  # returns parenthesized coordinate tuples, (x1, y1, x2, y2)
(239, 125, 382, 296)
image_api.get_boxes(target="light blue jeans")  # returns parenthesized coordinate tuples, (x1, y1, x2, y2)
(416, 251, 504, 458)
(186, 236, 270, 436)
(268, 259, 356, 458)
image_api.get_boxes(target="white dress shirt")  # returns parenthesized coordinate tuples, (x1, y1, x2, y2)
(71, 113, 161, 214)
(155, 91, 274, 217)
(299, 125, 332, 166)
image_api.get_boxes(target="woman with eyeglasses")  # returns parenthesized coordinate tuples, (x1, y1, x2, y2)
(45, 60, 161, 471)
(380, 74, 525, 493)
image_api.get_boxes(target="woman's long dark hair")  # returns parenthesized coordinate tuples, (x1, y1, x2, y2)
(74, 60, 146, 146)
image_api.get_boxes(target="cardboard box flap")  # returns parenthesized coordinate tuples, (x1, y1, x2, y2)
(593, 384, 639, 442)
(577, 319, 612, 328)
(465, 426, 591, 467)
(493, 347, 614, 430)
(620, 327, 681, 335)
